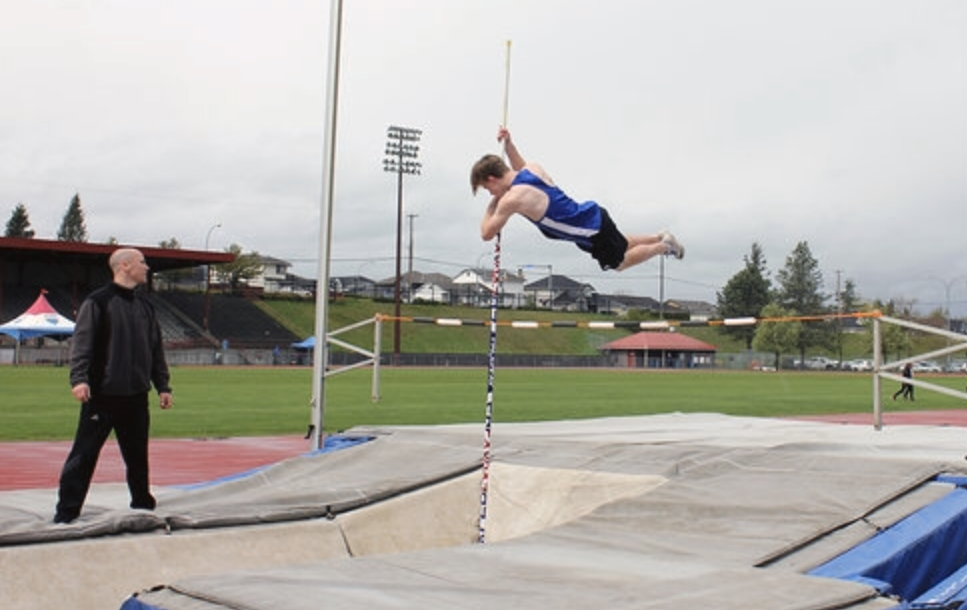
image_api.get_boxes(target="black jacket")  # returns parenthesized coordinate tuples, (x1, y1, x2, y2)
(69, 283, 171, 397)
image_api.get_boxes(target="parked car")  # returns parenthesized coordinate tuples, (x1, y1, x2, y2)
(804, 356, 836, 371)
(845, 359, 873, 372)
(944, 359, 967, 374)
(912, 361, 942, 373)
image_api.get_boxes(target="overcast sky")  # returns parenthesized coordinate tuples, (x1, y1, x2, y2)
(1, 1, 964, 316)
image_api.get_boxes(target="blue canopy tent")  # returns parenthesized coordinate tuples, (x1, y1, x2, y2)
(291, 336, 315, 349)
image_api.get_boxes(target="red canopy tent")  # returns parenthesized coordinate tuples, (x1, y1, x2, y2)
(0, 290, 75, 364)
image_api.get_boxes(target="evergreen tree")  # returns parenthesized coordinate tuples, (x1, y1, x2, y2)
(833, 277, 861, 366)
(716, 242, 772, 349)
(775, 241, 831, 362)
(57, 193, 88, 242)
(838, 279, 860, 313)
(4, 203, 35, 238)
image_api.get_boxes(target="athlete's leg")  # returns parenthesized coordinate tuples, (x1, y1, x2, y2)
(616, 232, 683, 270)
(625, 234, 663, 248)
(616, 240, 667, 270)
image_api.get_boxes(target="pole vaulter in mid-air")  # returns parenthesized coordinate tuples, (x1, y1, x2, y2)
(472, 127, 685, 271)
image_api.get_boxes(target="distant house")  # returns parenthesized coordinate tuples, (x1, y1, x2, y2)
(666, 299, 717, 320)
(374, 271, 458, 304)
(406, 272, 454, 304)
(452, 268, 525, 308)
(247, 256, 315, 296)
(523, 274, 595, 311)
(599, 332, 717, 369)
(591, 294, 661, 316)
(330, 275, 377, 298)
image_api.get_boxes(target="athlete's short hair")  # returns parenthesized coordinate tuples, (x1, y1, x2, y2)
(470, 154, 509, 194)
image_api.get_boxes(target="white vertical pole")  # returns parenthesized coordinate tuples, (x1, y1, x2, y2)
(309, 0, 344, 450)
(371, 316, 382, 402)
(872, 316, 882, 430)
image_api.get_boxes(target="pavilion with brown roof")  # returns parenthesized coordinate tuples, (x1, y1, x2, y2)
(599, 331, 717, 369)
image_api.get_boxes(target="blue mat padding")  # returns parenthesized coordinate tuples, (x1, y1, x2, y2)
(175, 434, 373, 490)
(810, 486, 967, 603)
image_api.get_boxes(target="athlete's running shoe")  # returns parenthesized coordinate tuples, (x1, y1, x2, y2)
(660, 230, 685, 260)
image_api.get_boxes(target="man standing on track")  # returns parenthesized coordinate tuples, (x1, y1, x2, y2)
(472, 127, 685, 271)
(54, 248, 173, 524)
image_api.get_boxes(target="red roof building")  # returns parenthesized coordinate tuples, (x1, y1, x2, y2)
(599, 331, 717, 369)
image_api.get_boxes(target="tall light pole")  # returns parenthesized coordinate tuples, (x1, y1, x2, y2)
(407, 213, 418, 303)
(383, 125, 422, 363)
(203, 223, 221, 332)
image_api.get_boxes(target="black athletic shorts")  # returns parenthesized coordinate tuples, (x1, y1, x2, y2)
(583, 208, 628, 271)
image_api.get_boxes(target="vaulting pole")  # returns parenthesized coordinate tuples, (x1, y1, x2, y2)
(478, 39, 512, 545)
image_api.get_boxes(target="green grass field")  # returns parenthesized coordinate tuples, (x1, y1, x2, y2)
(2, 365, 965, 442)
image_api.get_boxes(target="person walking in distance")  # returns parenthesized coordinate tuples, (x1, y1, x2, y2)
(892, 362, 914, 402)
(54, 248, 173, 524)
(472, 127, 685, 271)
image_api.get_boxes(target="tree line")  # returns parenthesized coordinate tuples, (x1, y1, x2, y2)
(5, 194, 87, 242)
(4, 198, 263, 290)
(716, 241, 910, 366)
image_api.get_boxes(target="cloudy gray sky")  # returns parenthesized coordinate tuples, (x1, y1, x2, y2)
(1, 1, 965, 316)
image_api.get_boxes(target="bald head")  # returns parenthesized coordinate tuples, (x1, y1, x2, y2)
(109, 248, 149, 288)
(109, 248, 140, 271)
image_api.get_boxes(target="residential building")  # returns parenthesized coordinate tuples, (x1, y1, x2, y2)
(242, 256, 315, 296)
(452, 268, 525, 308)
(523, 274, 595, 311)
(331, 275, 378, 298)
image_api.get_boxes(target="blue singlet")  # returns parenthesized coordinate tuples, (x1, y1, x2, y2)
(511, 169, 602, 249)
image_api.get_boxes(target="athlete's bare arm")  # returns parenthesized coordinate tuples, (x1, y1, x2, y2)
(481, 195, 516, 241)
(498, 127, 525, 171)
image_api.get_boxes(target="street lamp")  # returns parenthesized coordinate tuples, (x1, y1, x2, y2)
(383, 125, 422, 363)
(203, 223, 221, 332)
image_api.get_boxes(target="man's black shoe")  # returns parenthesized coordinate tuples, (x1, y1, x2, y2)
(130, 496, 156, 511)
(53, 512, 78, 524)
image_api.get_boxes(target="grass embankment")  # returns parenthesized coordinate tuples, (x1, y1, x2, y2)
(254, 296, 905, 359)
(3, 366, 965, 442)
(255, 297, 637, 355)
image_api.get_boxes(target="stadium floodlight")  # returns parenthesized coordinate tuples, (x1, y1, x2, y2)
(383, 125, 422, 363)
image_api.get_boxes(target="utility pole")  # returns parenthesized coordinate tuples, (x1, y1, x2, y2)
(383, 125, 422, 363)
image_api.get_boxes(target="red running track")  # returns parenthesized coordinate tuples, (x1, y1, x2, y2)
(0, 435, 311, 491)
(2, 410, 967, 492)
